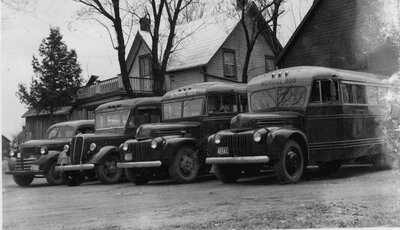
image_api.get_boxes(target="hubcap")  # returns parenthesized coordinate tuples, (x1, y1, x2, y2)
(179, 154, 194, 176)
(285, 149, 300, 177)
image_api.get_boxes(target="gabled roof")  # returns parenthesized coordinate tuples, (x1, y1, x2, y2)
(275, 0, 320, 65)
(22, 106, 73, 118)
(127, 13, 282, 73)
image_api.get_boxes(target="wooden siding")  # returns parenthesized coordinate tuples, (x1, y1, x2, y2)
(25, 115, 70, 140)
(129, 41, 152, 78)
(207, 22, 276, 83)
(280, 0, 399, 76)
(166, 70, 204, 91)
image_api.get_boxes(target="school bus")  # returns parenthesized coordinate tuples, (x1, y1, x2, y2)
(206, 66, 399, 183)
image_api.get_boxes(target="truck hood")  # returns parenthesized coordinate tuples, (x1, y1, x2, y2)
(20, 138, 70, 149)
(136, 122, 200, 140)
(230, 112, 302, 132)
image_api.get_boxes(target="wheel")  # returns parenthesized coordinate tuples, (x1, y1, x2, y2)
(13, 175, 34, 186)
(125, 168, 151, 185)
(169, 146, 200, 183)
(62, 172, 85, 186)
(318, 160, 342, 176)
(96, 154, 123, 184)
(274, 140, 304, 183)
(45, 161, 63, 185)
(214, 164, 241, 183)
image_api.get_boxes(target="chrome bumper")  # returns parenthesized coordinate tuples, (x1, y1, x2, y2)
(55, 163, 95, 172)
(117, 161, 162, 168)
(205, 156, 270, 164)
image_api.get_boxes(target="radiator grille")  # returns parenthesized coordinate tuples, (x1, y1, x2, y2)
(132, 140, 151, 161)
(71, 136, 84, 164)
(14, 157, 37, 171)
(221, 133, 253, 156)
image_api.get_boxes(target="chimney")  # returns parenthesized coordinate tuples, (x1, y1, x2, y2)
(236, 0, 248, 10)
(139, 17, 151, 32)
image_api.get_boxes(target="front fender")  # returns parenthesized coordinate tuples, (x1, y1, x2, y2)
(163, 137, 199, 161)
(37, 150, 60, 172)
(57, 151, 71, 165)
(87, 146, 119, 164)
(268, 127, 309, 162)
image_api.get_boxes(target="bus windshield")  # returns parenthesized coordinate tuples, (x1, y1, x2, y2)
(251, 86, 307, 111)
(163, 98, 204, 120)
(95, 110, 130, 130)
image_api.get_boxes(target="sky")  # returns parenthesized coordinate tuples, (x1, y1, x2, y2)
(1, 0, 313, 140)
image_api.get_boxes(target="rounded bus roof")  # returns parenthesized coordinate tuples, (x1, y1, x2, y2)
(162, 82, 247, 101)
(248, 66, 388, 92)
(96, 97, 162, 113)
(48, 119, 94, 130)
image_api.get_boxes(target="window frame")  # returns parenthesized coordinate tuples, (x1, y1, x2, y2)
(222, 49, 237, 78)
(139, 54, 152, 78)
(264, 55, 275, 73)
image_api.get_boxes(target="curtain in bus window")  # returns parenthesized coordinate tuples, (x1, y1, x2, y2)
(278, 86, 307, 107)
(355, 85, 367, 104)
(251, 88, 276, 111)
(341, 84, 354, 104)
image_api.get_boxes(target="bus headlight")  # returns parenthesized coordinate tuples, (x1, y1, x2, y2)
(9, 150, 15, 157)
(89, 143, 97, 152)
(40, 146, 48, 155)
(63, 144, 69, 152)
(151, 139, 158, 149)
(122, 142, 129, 151)
(214, 134, 222, 145)
(17, 152, 21, 158)
(253, 131, 262, 143)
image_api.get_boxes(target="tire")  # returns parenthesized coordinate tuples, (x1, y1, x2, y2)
(274, 140, 304, 183)
(125, 168, 151, 185)
(318, 160, 342, 176)
(45, 161, 63, 185)
(96, 154, 123, 184)
(169, 146, 200, 184)
(214, 164, 241, 183)
(62, 172, 85, 186)
(13, 175, 34, 186)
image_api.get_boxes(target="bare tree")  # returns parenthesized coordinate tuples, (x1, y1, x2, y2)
(238, 0, 284, 83)
(75, 0, 135, 97)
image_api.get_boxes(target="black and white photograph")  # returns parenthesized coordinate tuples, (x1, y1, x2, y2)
(2, 0, 400, 229)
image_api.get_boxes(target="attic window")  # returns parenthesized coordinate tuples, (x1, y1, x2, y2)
(139, 55, 152, 78)
(223, 49, 237, 78)
(265, 55, 275, 72)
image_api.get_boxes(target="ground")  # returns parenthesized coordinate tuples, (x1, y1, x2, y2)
(2, 163, 400, 229)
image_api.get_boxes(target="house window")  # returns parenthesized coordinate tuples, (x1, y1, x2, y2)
(139, 55, 151, 78)
(223, 49, 236, 77)
(265, 55, 275, 72)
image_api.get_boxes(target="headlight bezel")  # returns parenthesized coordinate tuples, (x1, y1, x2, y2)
(214, 134, 222, 145)
(151, 139, 158, 149)
(40, 146, 48, 155)
(9, 150, 15, 157)
(253, 129, 267, 143)
(63, 144, 69, 152)
(122, 142, 129, 151)
(89, 143, 97, 152)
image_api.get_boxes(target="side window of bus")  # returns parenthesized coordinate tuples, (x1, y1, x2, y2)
(208, 95, 237, 114)
(310, 81, 321, 103)
(341, 83, 354, 104)
(321, 80, 339, 103)
(354, 85, 366, 104)
(239, 94, 248, 112)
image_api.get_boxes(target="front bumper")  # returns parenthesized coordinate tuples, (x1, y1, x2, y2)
(117, 161, 162, 168)
(206, 156, 270, 164)
(54, 163, 95, 172)
(5, 170, 44, 176)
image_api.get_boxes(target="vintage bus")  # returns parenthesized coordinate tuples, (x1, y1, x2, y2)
(206, 66, 398, 183)
(117, 82, 247, 184)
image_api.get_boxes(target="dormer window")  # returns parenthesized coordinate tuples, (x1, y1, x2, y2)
(139, 54, 152, 78)
(223, 49, 236, 78)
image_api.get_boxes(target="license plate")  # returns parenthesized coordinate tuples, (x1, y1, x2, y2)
(124, 153, 133, 161)
(31, 165, 39, 171)
(217, 147, 229, 156)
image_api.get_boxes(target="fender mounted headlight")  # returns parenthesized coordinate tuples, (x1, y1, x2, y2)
(40, 146, 48, 155)
(253, 130, 263, 143)
(63, 144, 69, 152)
(122, 142, 129, 151)
(151, 139, 158, 149)
(89, 143, 97, 152)
(214, 134, 222, 145)
(9, 150, 15, 157)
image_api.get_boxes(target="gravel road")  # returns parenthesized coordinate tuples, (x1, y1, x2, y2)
(2, 164, 400, 229)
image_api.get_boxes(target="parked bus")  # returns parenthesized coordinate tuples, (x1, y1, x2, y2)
(117, 82, 247, 184)
(206, 66, 399, 183)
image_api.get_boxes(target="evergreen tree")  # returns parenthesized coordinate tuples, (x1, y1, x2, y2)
(17, 27, 83, 121)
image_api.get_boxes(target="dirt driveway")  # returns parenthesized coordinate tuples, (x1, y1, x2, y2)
(2, 165, 400, 229)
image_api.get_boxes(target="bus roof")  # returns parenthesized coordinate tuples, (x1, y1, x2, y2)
(162, 82, 247, 101)
(96, 97, 162, 112)
(248, 66, 387, 92)
(48, 120, 94, 130)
